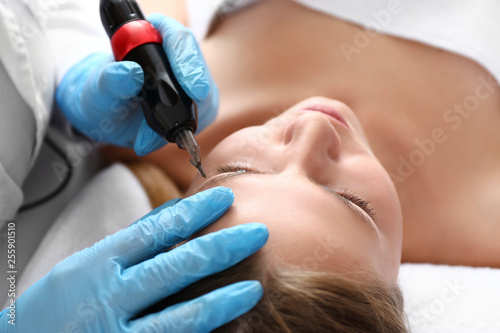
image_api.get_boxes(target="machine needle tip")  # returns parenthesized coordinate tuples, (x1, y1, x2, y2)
(176, 129, 206, 178)
(194, 162, 207, 178)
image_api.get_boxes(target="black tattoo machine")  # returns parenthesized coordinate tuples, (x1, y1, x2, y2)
(100, 0, 206, 177)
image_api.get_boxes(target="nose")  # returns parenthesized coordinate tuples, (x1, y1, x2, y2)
(283, 112, 342, 175)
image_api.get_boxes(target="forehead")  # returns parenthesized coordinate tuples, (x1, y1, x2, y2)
(196, 174, 383, 276)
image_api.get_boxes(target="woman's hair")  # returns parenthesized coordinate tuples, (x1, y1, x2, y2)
(154, 255, 408, 333)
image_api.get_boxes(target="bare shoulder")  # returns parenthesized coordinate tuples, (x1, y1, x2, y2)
(140, 0, 187, 25)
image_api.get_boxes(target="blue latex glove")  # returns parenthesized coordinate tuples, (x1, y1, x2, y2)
(56, 13, 218, 156)
(0, 187, 268, 333)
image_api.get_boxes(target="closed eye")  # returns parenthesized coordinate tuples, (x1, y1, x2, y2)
(217, 163, 375, 219)
(198, 162, 377, 230)
(217, 162, 256, 174)
(337, 188, 375, 220)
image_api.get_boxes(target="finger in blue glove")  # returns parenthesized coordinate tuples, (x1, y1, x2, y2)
(0, 187, 268, 333)
(57, 53, 145, 148)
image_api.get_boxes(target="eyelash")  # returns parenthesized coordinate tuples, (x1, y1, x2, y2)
(217, 163, 253, 174)
(217, 163, 374, 218)
(338, 188, 375, 218)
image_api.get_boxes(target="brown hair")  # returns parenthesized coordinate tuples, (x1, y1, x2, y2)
(157, 256, 408, 333)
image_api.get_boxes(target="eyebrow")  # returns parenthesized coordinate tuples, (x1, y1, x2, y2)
(196, 171, 378, 232)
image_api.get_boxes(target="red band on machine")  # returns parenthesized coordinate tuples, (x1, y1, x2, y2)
(111, 20, 163, 61)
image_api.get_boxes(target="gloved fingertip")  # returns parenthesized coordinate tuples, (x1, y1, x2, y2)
(144, 186, 234, 241)
(207, 186, 234, 198)
(134, 141, 165, 156)
(237, 223, 270, 252)
(205, 281, 263, 323)
(134, 137, 165, 156)
(231, 280, 264, 302)
(173, 186, 235, 222)
(104, 61, 142, 79)
(190, 82, 210, 102)
(134, 122, 166, 156)
(100, 61, 144, 98)
(199, 223, 268, 258)
(190, 186, 234, 206)
(132, 64, 145, 85)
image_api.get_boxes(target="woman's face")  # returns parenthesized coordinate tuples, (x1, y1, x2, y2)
(188, 97, 403, 283)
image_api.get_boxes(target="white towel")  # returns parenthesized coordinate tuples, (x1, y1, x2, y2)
(400, 263, 500, 332)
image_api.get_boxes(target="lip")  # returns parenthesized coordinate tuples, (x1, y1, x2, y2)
(300, 104, 350, 129)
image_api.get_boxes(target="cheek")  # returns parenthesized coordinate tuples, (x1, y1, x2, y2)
(336, 158, 402, 254)
(362, 167, 402, 280)
(347, 158, 402, 225)
(229, 181, 381, 271)
(372, 172, 402, 235)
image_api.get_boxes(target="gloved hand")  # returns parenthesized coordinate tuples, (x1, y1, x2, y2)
(56, 13, 218, 156)
(0, 187, 268, 333)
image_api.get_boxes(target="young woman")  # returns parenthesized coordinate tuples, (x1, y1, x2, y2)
(131, 0, 500, 268)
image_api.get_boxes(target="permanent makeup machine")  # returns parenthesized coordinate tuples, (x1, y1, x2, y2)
(100, 0, 206, 177)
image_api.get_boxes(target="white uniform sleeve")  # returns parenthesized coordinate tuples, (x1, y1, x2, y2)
(0, 0, 53, 226)
(35, 0, 113, 83)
